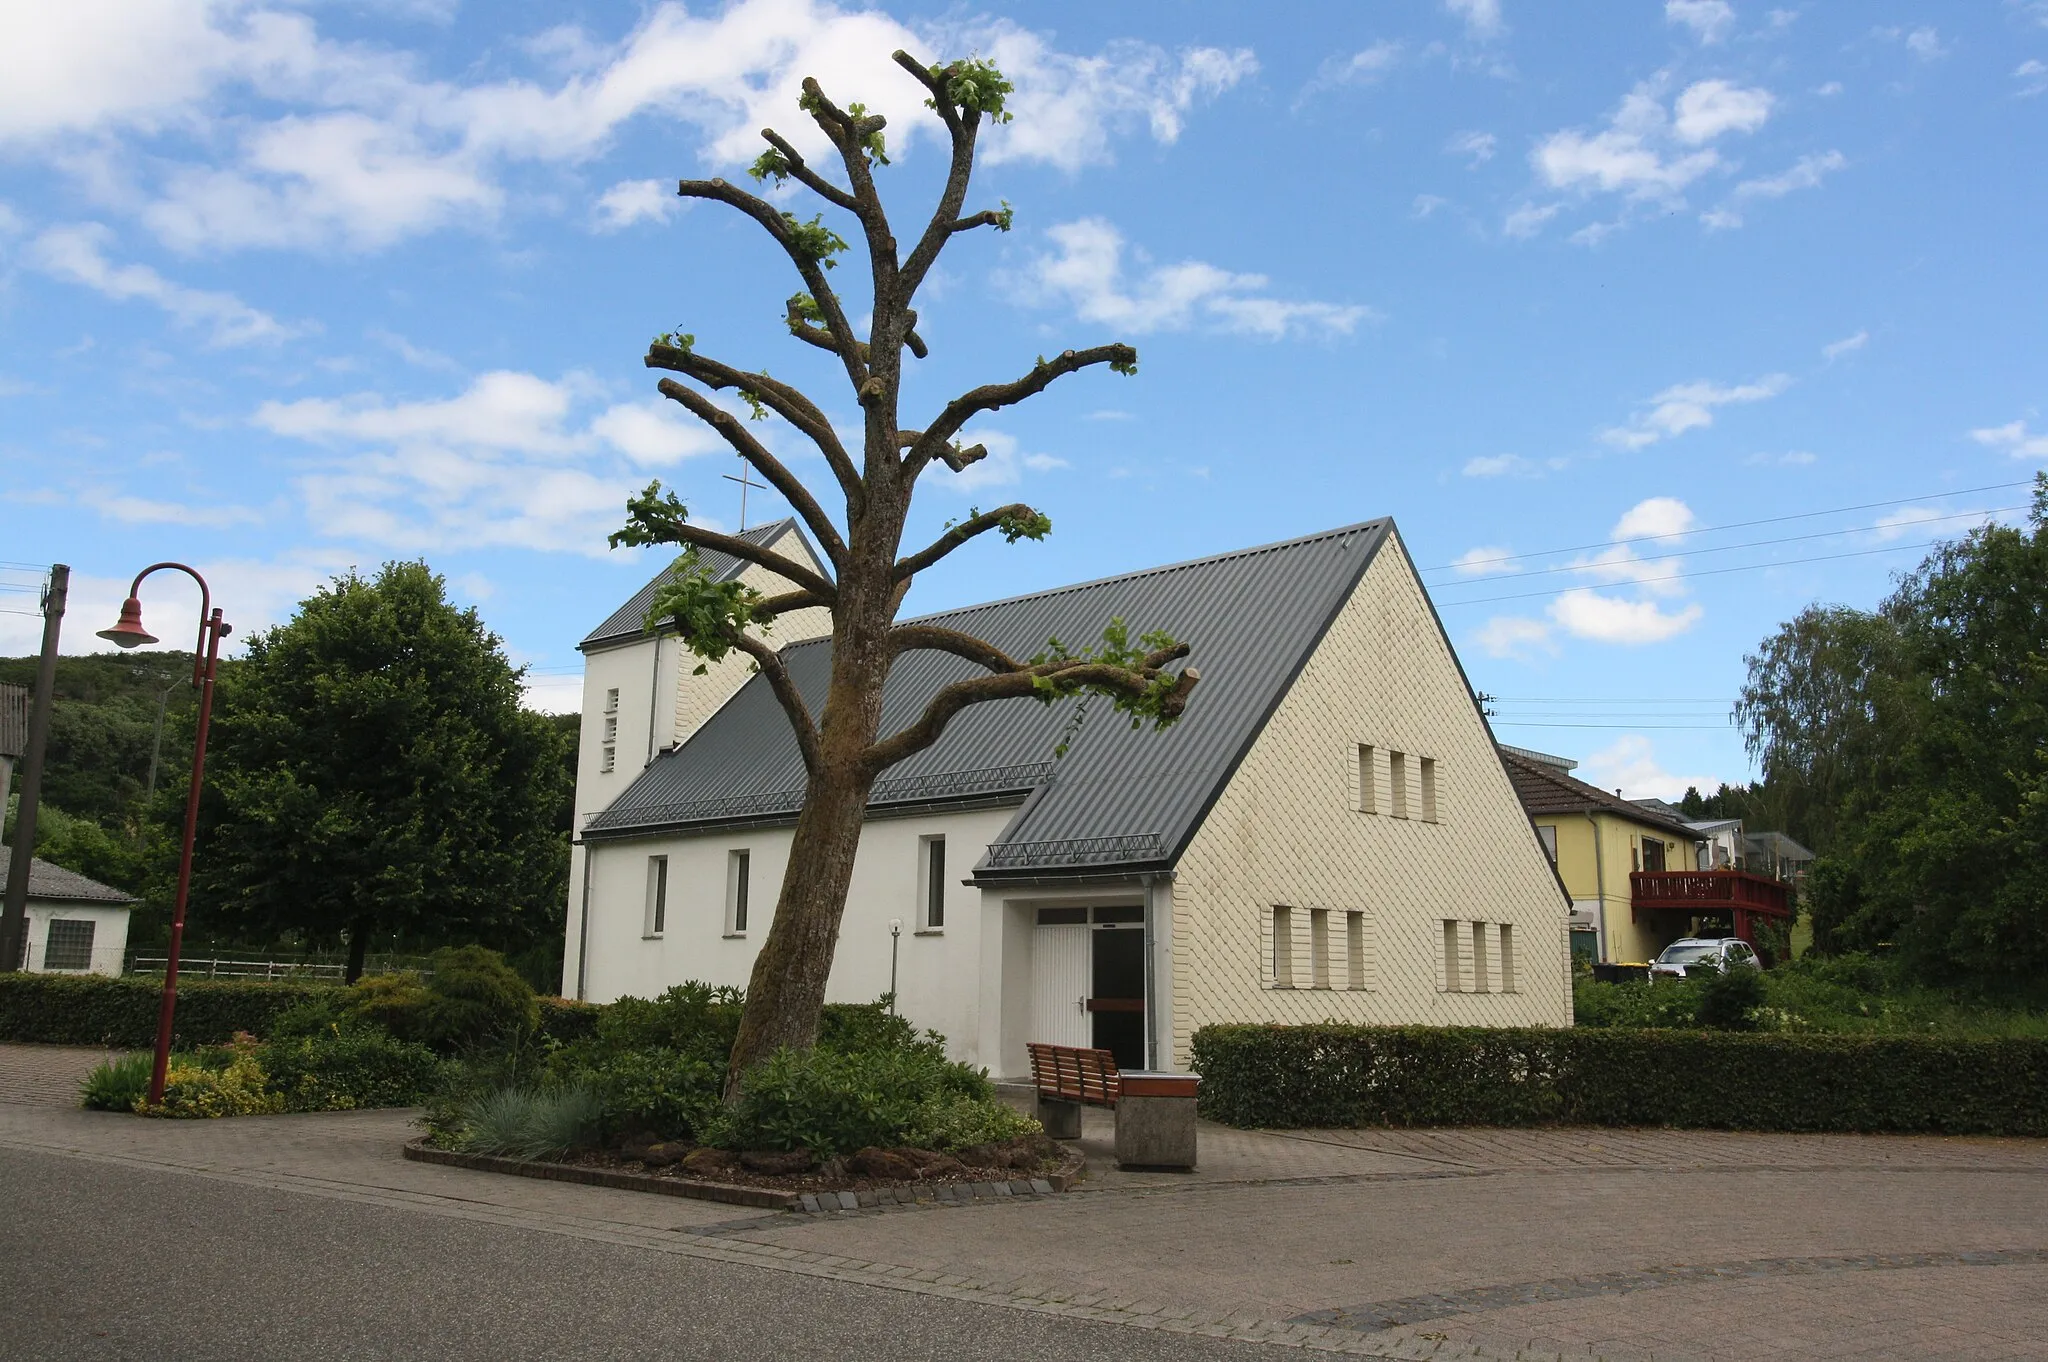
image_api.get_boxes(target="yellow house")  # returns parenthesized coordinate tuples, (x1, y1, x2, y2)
(1497, 746, 1704, 964)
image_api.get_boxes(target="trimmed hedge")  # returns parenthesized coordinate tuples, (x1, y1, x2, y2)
(1190, 1024, 2048, 1137)
(0, 974, 344, 1048)
(0, 972, 599, 1051)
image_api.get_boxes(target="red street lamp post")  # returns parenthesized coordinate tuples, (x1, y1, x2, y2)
(98, 564, 231, 1107)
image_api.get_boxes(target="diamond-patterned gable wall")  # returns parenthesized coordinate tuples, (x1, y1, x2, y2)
(671, 531, 833, 746)
(1169, 533, 1572, 1067)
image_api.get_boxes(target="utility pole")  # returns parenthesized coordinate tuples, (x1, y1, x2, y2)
(0, 564, 68, 973)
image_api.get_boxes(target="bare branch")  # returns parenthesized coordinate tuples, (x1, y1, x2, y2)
(677, 176, 869, 392)
(948, 209, 1003, 234)
(757, 129, 859, 212)
(647, 344, 863, 509)
(888, 624, 1021, 671)
(751, 587, 830, 623)
(906, 345, 1136, 477)
(863, 649, 1198, 775)
(893, 503, 1038, 582)
(896, 67, 982, 304)
(624, 513, 838, 603)
(730, 631, 823, 776)
(652, 377, 849, 569)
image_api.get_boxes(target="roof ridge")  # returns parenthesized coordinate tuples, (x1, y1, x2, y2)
(1498, 747, 1694, 832)
(898, 518, 1392, 627)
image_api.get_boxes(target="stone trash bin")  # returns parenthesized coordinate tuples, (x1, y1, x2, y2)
(1113, 1071, 1201, 1171)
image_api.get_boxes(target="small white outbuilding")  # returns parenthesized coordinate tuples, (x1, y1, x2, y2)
(0, 846, 136, 976)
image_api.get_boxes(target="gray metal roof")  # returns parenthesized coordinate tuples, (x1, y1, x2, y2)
(0, 846, 138, 904)
(584, 519, 1394, 878)
(579, 518, 819, 652)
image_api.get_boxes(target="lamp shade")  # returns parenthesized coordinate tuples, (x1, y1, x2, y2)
(96, 597, 159, 648)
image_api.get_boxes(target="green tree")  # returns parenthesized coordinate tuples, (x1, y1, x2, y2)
(610, 53, 1201, 1085)
(1738, 473, 2048, 982)
(180, 562, 570, 980)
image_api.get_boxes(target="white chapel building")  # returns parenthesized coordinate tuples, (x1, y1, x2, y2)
(564, 519, 1572, 1076)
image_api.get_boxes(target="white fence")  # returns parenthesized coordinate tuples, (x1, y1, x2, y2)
(127, 955, 350, 981)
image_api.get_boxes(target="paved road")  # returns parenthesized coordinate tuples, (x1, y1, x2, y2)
(0, 1143, 1295, 1362)
(6, 1044, 2046, 1360)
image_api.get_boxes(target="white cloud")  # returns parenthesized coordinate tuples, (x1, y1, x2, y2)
(1445, 0, 1504, 39)
(1503, 202, 1561, 238)
(1447, 129, 1497, 164)
(29, 223, 295, 346)
(1700, 208, 1744, 231)
(94, 495, 267, 529)
(1019, 218, 1372, 340)
(588, 400, 723, 465)
(1577, 735, 1725, 801)
(1666, 0, 1737, 43)
(931, 428, 1067, 492)
(5, 2, 1253, 254)
(1673, 80, 1774, 144)
(1452, 546, 1517, 575)
(1744, 449, 1817, 466)
(1869, 505, 1968, 542)
(1602, 373, 1791, 450)
(0, 553, 352, 659)
(1735, 149, 1845, 198)
(1463, 453, 1535, 477)
(593, 178, 679, 231)
(1822, 329, 1868, 361)
(1533, 78, 1771, 211)
(1412, 193, 1449, 219)
(252, 369, 733, 554)
(2017, 60, 2048, 97)
(1321, 40, 1404, 87)
(1549, 589, 1703, 643)
(1875, 25, 1947, 60)
(1472, 615, 1554, 659)
(1971, 419, 2048, 459)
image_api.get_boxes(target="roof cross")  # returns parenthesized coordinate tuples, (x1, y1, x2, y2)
(722, 457, 767, 531)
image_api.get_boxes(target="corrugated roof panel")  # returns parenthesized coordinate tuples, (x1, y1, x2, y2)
(586, 520, 1393, 876)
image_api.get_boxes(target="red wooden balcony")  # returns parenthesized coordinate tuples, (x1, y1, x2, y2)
(1631, 869, 1791, 917)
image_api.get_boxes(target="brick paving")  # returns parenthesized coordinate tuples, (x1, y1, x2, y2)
(6, 1043, 2046, 1359)
(0, 1042, 122, 1107)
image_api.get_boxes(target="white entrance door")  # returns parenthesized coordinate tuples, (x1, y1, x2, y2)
(1029, 924, 1091, 1048)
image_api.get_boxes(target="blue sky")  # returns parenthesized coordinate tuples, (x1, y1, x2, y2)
(3, 0, 2044, 799)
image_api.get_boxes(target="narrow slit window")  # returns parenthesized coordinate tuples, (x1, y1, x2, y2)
(727, 850, 751, 934)
(1499, 923, 1518, 993)
(600, 745, 616, 774)
(1355, 744, 1377, 814)
(604, 687, 620, 714)
(1345, 911, 1367, 990)
(1537, 825, 1559, 864)
(921, 836, 946, 930)
(1470, 921, 1491, 993)
(1419, 757, 1438, 823)
(1389, 751, 1409, 819)
(603, 715, 618, 743)
(645, 856, 668, 938)
(1271, 906, 1294, 988)
(1441, 918, 1462, 992)
(1309, 908, 1330, 989)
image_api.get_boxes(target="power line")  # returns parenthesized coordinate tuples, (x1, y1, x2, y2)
(1434, 504, 2023, 587)
(1437, 537, 1946, 607)
(1421, 478, 2034, 574)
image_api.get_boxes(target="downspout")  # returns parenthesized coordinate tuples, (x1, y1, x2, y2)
(573, 832, 595, 1001)
(1584, 812, 1608, 962)
(1140, 873, 1159, 1072)
(645, 636, 662, 763)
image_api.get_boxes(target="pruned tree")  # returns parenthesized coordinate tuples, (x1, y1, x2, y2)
(609, 51, 1201, 1086)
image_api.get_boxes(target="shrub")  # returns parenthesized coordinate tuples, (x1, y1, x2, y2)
(137, 1039, 285, 1119)
(1190, 1023, 2048, 1136)
(1694, 963, 1767, 1031)
(710, 1045, 996, 1155)
(258, 1026, 443, 1112)
(80, 1052, 152, 1112)
(0, 974, 342, 1048)
(561, 1046, 722, 1141)
(339, 973, 436, 1041)
(417, 946, 540, 1051)
(537, 996, 600, 1045)
(902, 1093, 1040, 1152)
(454, 1084, 602, 1160)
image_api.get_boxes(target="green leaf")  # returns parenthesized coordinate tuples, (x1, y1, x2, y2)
(780, 212, 850, 268)
(926, 57, 1015, 124)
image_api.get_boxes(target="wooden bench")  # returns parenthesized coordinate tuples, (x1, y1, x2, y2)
(1027, 1042, 1120, 1138)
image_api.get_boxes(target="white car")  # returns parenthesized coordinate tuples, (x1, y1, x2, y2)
(1649, 937, 1760, 980)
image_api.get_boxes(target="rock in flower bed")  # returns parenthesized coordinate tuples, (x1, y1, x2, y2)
(572, 1130, 1073, 1196)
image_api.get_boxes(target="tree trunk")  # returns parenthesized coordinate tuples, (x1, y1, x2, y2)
(724, 759, 878, 1090)
(345, 918, 371, 984)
